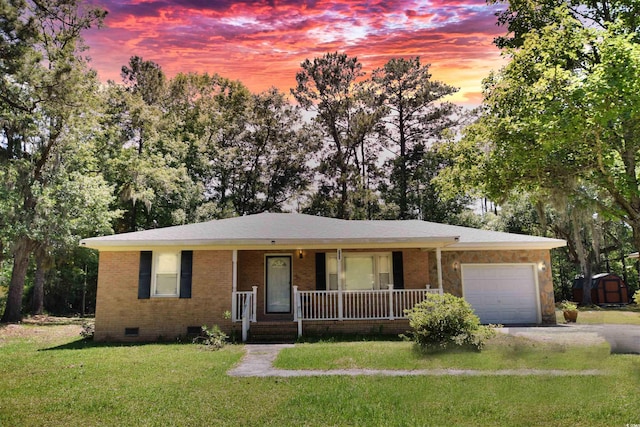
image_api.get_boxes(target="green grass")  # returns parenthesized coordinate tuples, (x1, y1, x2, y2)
(0, 329, 639, 426)
(556, 308, 640, 325)
(274, 335, 618, 371)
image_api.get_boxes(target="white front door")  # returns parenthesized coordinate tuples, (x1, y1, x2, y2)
(266, 256, 291, 313)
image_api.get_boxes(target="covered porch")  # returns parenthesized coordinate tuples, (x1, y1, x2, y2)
(230, 246, 447, 341)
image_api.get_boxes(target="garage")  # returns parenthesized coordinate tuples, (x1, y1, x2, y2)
(461, 264, 540, 325)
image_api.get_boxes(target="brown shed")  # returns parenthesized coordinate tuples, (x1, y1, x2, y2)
(573, 273, 629, 305)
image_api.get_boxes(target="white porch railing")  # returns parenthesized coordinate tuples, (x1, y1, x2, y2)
(232, 286, 257, 342)
(232, 287, 257, 322)
(293, 285, 443, 337)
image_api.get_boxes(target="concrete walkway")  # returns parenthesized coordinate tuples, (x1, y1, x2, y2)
(498, 324, 640, 353)
(227, 324, 640, 378)
(496, 324, 606, 346)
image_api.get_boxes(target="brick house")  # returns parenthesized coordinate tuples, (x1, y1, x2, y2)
(80, 213, 566, 341)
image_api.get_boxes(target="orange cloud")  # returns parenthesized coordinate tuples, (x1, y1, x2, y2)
(84, 0, 507, 106)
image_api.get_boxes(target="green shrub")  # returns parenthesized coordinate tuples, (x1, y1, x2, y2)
(634, 290, 640, 305)
(404, 293, 496, 352)
(193, 325, 228, 350)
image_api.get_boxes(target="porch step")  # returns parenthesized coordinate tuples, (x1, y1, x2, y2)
(247, 322, 298, 343)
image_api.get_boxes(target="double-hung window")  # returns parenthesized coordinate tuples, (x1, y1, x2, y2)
(138, 250, 193, 299)
(326, 252, 393, 291)
(153, 251, 180, 296)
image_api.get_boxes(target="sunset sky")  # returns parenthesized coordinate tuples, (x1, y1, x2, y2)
(84, 0, 509, 107)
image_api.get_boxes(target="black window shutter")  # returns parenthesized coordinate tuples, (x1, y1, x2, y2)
(138, 251, 152, 299)
(315, 252, 326, 290)
(392, 251, 404, 289)
(180, 251, 193, 299)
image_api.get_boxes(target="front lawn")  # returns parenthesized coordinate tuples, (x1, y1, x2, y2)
(0, 325, 638, 426)
(274, 335, 616, 371)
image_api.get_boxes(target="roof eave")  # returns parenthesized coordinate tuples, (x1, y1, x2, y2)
(80, 236, 460, 251)
(443, 241, 567, 251)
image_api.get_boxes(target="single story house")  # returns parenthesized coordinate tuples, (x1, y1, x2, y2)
(80, 213, 566, 341)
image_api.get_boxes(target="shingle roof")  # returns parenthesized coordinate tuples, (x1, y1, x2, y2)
(79, 212, 566, 250)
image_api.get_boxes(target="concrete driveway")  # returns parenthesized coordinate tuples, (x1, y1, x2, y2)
(499, 324, 640, 354)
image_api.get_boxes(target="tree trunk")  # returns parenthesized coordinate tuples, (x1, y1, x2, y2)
(621, 251, 628, 286)
(1, 237, 34, 323)
(398, 103, 407, 219)
(630, 219, 640, 260)
(340, 174, 348, 219)
(31, 254, 46, 315)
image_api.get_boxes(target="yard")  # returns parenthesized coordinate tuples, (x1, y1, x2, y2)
(556, 306, 640, 325)
(0, 317, 638, 426)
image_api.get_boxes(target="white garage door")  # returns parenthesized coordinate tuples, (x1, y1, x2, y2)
(462, 264, 540, 324)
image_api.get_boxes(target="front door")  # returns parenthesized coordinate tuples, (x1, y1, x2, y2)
(266, 255, 291, 313)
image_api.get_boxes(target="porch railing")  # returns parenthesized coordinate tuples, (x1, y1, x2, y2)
(232, 286, 257, 342)
(232, 285, 442, 339)
(293, 285, 443, 337)
(232, 286, 257, 322)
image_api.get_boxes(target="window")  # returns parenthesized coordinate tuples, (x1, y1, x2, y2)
(327, 256, 339, 290)
(153, 251, 180, 296)
(378, 254, 391, 287)
(326, 252, 393, 291)
(138, 250, 192, 299)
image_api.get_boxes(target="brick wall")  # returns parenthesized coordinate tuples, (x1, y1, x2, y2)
(429, 249, 556, 324)
(94, 250, 233, 341)
(301, 319, 411, 336)
(237, 249, 429, 290)
(402, 249, 430, 289)
(94, 247, 556, 341)
(236, 249, 430, 321)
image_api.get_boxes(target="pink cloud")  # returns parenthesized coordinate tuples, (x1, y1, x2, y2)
(84, 0, 506, 105)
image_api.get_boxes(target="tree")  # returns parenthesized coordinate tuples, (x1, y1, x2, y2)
(490, 0, 640, 49)
(489, 19, 640, 248)
(371, 57, 459, 219)
(99, 59, 199, 231)
(292, 52, 384, 219)
(437, 11, 640, 302)
(164, 74, 317, 220)
(30, 169, 118, 314)
(121, 55, 167, 105)
(225, 88, 317, 215)
(0, 0, 107, 322)
(380, 146, 471, 222)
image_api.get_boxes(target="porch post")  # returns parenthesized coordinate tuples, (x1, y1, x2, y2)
(293, 286, 302, 337)
(388, 284, 394, 320)
(337, 248, 343, 320)
(436, 247, 443, 292)
(251, 286, 258, 322)
(242, 315, 248, 342)
(231, 250, 238, 322)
